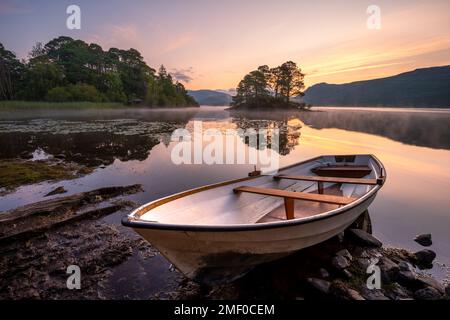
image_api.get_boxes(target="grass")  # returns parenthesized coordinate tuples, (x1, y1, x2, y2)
(0, 160, 82, 190)
(0, 101, 128, 110)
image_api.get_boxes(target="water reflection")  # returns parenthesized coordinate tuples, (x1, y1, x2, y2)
(0, 131, 161, 166)
(302, 109, 450, 150)
(231, 115, 301, 155)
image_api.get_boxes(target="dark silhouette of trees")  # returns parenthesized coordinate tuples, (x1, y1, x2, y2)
(232, 61, 306, 109)
(0, 44, 24, 100)
(0, 38, 198, 107)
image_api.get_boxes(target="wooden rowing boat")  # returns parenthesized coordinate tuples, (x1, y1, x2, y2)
(122, 154, 386, 284)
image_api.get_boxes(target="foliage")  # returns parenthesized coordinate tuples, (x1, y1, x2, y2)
(232, 61, 306, 109)
(47, 84, 104, 102)
(0, 43, 25, 100)
(0, 38, 198, 107)
(0, 101, 125, 110)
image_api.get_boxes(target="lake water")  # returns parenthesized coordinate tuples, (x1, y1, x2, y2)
(1, 106, 450, 281)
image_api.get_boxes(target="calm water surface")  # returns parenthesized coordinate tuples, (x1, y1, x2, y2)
(1, 106, 449, 281)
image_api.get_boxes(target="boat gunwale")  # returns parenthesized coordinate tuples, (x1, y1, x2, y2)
(122, 154, 386, 232)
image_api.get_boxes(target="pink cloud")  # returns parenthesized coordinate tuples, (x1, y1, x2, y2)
(160, 32, 194, 55)
(0, 1, 32, 15)
(86, 24, 141, 50)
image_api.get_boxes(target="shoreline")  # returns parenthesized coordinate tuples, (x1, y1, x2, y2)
(0, 101, 199, 110)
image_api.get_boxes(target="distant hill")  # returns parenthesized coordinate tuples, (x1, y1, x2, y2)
(303, 66, 450, 108)
(187, 90, 233, 106)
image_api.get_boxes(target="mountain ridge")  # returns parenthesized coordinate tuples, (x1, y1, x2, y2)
(187, 90, 233, 106)
(302, 65, 450, 108)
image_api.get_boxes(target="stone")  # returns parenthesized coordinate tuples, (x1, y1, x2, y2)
(384, 283, 412, 300)
(306, 278, 331, 295)
(336, 249, 353, 261)
(330, 280, 365, 300)
(332, 255, 351, 270)
(414, 249, 436, 267)
(414, 234, 432, 247)
(397, 270, 418, 287)
(44, 186, 67, 197)
(341, 269, 353, 279)
(398, 261, 414, 272)
(318, 268, 330, 279)
(356, 258, 371, 270)
(360, 287, 390, 300)
(416, 274, 445, 294)
(445, 284, 450, 297)
(414, 287, 442, 300)
(347, 229, 382, 247)
(379, 256, 400, 282)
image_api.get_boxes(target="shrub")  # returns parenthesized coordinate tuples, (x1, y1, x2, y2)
(46, 84, 104, 102)
(46, 86, 72, 102)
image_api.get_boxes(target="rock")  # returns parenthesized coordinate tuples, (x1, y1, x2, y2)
(414, 287, 442, 300)
(385, 283, 412, 300)
(55, 154, 66, 159)
(414, 234, 432, 247)
(336, 249, 353, 261)
(416, 274, 445, 294)
(356, 258, 371, 270)
(397, 269, 444, 294)
(347, 229, 382, 247)
(330, 280, 365, 300)
(319, 268, 330, 279)
(341, 269, 353, 279)
(44, 186, 67, 197)
(446, 284, 450, 297)
(397, 270, 418, 287)
(360, 287, 390, 300)
(306, 278, 331, 295)
(379, 256, 400, 282)
(398, 261, 414, 272)
(332, 255, 351, 270)
(414, 249, 436, 267)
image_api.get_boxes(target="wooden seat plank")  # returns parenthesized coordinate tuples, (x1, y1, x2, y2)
(274, 175, 381, 185)
(233, 186, 355, 206)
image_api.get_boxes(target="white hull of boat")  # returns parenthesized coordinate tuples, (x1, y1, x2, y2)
(123, 154, 385, 284)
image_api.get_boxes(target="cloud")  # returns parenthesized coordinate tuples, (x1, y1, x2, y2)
(160, 32, 194, 55)
(0, 1, 32, 15)
(170, 67, 194, 83)
(86, 24, 141, 50)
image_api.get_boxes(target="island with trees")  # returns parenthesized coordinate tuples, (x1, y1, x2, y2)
(230, 61, 311, 110)
(0, 37, 198, 108)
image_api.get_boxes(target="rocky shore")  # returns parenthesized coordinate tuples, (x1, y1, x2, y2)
(168, 214, 450, 300)
(0, 187, 448, 300)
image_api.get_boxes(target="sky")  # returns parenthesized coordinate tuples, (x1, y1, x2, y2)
(1, 0, 450, 91)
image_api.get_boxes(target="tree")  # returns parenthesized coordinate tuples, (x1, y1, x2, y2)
(278, 61, 305, 103)
(232, 65, 271, 106)
(269, 66, 282, 98)
(0, 39, 198, 106)
(232, 61, 307, 109)
(22, 55, 64, 100)
(0, 43, 25, 100)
